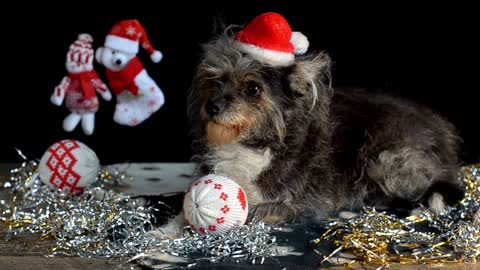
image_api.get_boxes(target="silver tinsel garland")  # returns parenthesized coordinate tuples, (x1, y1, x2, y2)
(143, 221, 276, 265)
(0, 158, 155, 257)
(0, 153, 276, 264)
(4, 151, 479, 267)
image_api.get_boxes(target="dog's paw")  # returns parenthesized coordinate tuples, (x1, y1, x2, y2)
(250, 202, 290, 224)
(144, 228, 168, 240)
(260, 215, 285, 224)
(149, 214, 186, 239)
(338, 211, 360, 219)
(410, 206, 427, 216)
(428, 192, 446, 215)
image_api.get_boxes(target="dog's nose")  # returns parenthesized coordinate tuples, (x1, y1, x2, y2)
(115, 59, 122, 65)
(206, 98, 226, 116)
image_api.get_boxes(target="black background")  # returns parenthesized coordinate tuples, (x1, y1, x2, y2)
(1, 2, 478, 164)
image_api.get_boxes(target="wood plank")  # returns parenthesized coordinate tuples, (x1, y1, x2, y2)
(0, 256, 140, 270)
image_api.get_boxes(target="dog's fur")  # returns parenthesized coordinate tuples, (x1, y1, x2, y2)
(186, 29, 465, 223)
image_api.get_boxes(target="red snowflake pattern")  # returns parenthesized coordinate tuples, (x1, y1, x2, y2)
(129, 118, 139, 126)
(46, 140, 83, 194)
(221, 205, 230, 214)
(237, 188, 247, 211)
(214, 183, 222, 190)
(208, 225, 216, 232)
(199, 227, 206, 234)
(147, 99, 156, 107)
(204, 179, 213, 184)
(150, 86, 155, 93)
(220, 192, 228, 201)
(194, 180, 201, 186)
(216, 217, 225, 224)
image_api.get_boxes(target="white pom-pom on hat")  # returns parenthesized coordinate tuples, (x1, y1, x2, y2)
(291, 31, 309, 55)
(150, 50, 163, 63)
(77, 33, 93, 43)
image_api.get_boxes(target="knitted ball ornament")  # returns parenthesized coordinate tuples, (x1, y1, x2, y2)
(38, 140, 100, 194)
(234, 12, 309, 66)
(183, 174, 249, 235)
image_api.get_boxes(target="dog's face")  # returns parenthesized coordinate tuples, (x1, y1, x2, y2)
(95, 47, 136, 71)
(188, 32, 331, 147)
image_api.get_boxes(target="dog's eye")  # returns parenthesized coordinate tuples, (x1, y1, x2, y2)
(246, 81, 261, 97)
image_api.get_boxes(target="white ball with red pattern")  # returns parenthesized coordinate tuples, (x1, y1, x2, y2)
(183, 174, 249, 235)
(38, 140, 100, 194)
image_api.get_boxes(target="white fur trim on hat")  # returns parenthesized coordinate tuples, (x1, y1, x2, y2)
(105, 35, 139, 54)
(78, 33, 93, 43)
(234, 41, 294, 66)
(291, 32, 309, 55)
(150, 50, 163, 63)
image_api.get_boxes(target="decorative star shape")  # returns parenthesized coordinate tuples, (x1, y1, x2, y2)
(126, 26, 136, 36)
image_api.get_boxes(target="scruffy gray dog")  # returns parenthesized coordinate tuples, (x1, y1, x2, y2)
(181, 12, 465, 227)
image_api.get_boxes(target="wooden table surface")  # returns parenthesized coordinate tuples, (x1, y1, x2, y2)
(0, 163, 478, 270)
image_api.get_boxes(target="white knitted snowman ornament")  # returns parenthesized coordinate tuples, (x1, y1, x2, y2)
(51, 34, 111, 135)
(183, 174, 249, 235)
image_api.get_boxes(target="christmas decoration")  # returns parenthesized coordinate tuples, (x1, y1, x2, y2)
(0, 150, 276, 264)
(96, 19, 165, 126)
(139, 221, 277, 267)
(234, 12, 309, 66)
(37, 140, 100, 194)
(51, 34, 111, 135)
(5, 149, 480, 267)
(0, 150, 157, 258)
(183, 174, 249, 235)
(313, 164, 480, 268)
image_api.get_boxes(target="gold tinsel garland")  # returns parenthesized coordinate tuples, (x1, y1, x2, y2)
(313, 164, 480, 268)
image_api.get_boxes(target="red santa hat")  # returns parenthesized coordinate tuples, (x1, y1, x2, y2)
(234, 12, 309, 66)
(104, 19, 162, 63)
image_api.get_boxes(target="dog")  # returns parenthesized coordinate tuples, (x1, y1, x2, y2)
(183, 12, 465, 226)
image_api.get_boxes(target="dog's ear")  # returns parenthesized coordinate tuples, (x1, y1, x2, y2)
(286, 52, 331, 97)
